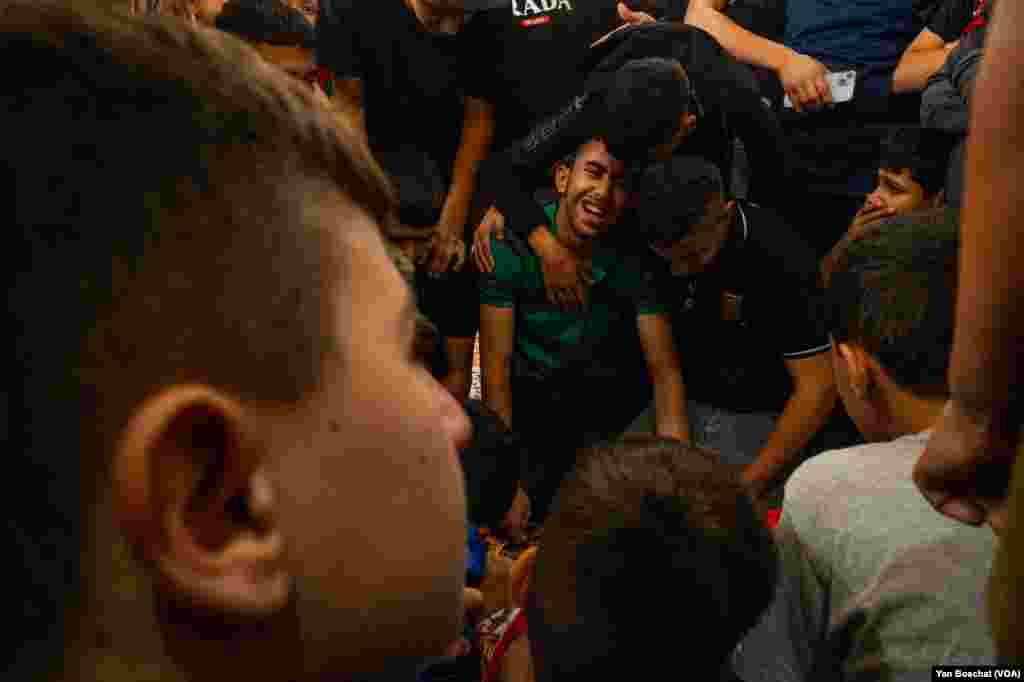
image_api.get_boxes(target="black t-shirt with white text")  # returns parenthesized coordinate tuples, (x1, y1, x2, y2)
(460, 1, 687, 153)
(317, 0, 465, 184)
(658, 200, 830, 412)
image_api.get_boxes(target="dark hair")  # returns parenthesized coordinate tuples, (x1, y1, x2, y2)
(879, 126, 952, 197)
(216, 0, 316, 48)
(633, 155, 725, 244)
(600, 57, 692, 163)
(526, 437, 778, 679)
(5, 2, 393, 675)
(827, 208, 960, 398)
(459, 400, 523, 530)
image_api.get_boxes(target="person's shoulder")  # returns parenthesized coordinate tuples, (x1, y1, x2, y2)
(741, 201, 820, 282)
(786, 434, 929, 512)
(490, 233, 532, 281)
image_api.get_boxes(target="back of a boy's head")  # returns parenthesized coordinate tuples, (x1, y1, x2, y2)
(5, 2, 391, 674)
(460, 400, 522, 529)
(526, 437, 778, 679)
(216, 0, 316, 48)
(880, 126, 952, 197)
(827, 208, 960, 399)
(599, 57, 692, 163)
(633, 155, 724, 245)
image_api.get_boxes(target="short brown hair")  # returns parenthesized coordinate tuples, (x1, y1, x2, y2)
(526, 437, 778, 679)
(5, 1, 393, 674)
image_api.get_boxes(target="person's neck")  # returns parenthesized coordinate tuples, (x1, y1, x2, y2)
(882, 383, 947, 438)
(554, 202, 594, 259)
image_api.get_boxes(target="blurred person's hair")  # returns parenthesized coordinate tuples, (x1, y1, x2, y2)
(827, 208, 960, 399)
(216, 0, 315, 49)
(4, 1, 393, 675)
(879, 126, 952, 197)
(633, 155, 724, 245)
(460, 400, 523, 530)
(600, 57, 694, 163)
(526, 437, 777, 680)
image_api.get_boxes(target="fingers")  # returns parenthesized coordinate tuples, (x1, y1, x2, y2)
(817, 74, 833, 106)
(451, 240, 467, 273)
(787, 87, 803, 114)
(473, 213, 496, 272)
(493, 211, 506, 242)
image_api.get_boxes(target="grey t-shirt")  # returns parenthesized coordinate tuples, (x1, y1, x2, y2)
(733, 431, 997, 682)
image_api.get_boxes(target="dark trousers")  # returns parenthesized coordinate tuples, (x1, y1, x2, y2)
(512, 365, 653, 523)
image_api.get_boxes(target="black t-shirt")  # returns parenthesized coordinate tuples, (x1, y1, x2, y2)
(927, 0, 990, 41)
(459, 0, 623, 153)
(317, 0, 464, 183)
(658, 200, 830, 411)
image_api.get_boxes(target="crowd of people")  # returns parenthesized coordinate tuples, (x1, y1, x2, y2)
(8, 0, 1024, 680)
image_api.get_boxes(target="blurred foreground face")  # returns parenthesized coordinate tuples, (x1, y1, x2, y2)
(253, 196, 472, 675)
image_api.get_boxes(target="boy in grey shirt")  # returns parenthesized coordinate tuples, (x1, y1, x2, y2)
(734, 209, 996, 681)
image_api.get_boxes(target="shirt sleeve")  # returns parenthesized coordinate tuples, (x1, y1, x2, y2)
(457, 11, 498, 102)
(753, 209, 832, 359)
(926, 0, 976, 41)
(316, 0, 362, 79)
(698, 33, 792, 208)
(774, 273, 831, 360)
(479, 238, 523, 309)
(628, 256, 673, 316)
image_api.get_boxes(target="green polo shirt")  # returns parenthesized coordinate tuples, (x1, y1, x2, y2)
(480, 202, 668, 373)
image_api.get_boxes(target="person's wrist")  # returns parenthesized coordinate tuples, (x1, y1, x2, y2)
(775, 46, 797, 76)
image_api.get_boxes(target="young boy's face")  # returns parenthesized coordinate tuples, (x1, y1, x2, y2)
(131, 190, 473, 680)
(864, 168, 930, 218)
(254, 195, 472, 674)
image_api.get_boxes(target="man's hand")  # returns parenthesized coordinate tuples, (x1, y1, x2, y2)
(779, 50, 832, 112)
(472, 206, 505, 273)
(849, 200, 896, 230)
(618, 2, 656, 24)
(591, 2, 656, 48)
(914, 400, 1018, 534)
(423, 225, 467, 274)
(534, 230, 592, 309)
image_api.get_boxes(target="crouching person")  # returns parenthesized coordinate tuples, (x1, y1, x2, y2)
(478, 137, 688, 523)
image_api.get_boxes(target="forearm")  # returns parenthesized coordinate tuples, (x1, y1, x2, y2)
(685, 3, 794, 73)
(746, 383, 836, 489)
(441, 98, 495, 235)
(652, 370, 689, 441)
(893, 48, 954, 94)
(483, 360, 514, 428)
(949, 12, 1024, 416)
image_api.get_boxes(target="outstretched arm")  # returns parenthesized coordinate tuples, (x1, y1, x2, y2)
(685, 0, 833, 111)
(915, 0, 1024, 531)
(744, 352, 836, 498)
(637, 313, 689, 441)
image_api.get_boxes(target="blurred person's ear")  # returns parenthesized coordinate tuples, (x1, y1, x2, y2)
(112, 385, 290, 617)
(555, 159, 573, 195)
(834, 341, 872, 400)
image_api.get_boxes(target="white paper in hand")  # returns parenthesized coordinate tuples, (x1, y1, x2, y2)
(783, 70, 857, 108)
